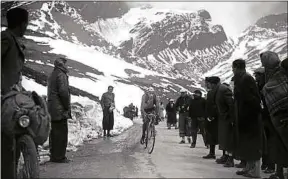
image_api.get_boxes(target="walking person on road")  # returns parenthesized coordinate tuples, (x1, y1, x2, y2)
(233, 59, 262, 178)
(166, 99, 177, 129)
(101, 86, 115, 137)
(48, 57, 72, 163)
(175, 89, 192, 144)
(1, 7, 29, 179)
(189, 90, 207, 148)
(202, 77, 219, 159)
(208, 76, 235, 167)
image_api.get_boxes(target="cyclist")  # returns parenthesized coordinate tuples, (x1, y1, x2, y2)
(140, 87, 160, 144)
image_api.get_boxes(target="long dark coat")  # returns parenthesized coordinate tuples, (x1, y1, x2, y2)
(234, 72, 262, 161)
(205, 89, 219, 145)
(166, 103, 177, 124)
(47, 61, 71, 122)
(215, 83, 235, 152)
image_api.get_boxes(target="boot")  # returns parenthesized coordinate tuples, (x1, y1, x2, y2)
(223, 156, 234, 168)
(103, 130, 107, 137)
(190, 143, 196, 148)
(216, 155, 228, 164)
(203, 153, 216, 159)
(235, 160, 246, 168)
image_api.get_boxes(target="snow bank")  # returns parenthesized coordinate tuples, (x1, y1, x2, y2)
(24, 35, 153, 111)
(22, 77, 133, 164)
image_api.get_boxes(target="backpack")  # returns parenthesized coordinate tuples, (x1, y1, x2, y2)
(1, 89, 51, 145)
(262, 67, 288, 116)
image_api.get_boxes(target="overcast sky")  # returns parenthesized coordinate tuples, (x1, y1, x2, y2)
(127, 2, 287, 37)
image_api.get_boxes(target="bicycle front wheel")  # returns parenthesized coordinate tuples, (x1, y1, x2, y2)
(146, 123, 156, 154)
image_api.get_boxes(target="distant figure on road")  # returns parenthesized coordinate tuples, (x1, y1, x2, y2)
(159, 102, 165, 121)
(175, 89, 192, 144)
(48, 57, 72, 163)
(1, 7, 29, 179)
(101, 86, 115, 137)
(166, 99, 177, 129)
(135, 106, 139, 117)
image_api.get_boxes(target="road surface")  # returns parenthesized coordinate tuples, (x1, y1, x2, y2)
(40, 120, 264, 178)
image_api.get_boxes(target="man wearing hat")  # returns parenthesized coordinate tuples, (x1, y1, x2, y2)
(48, 57, 72, 163)
(166, 98, 177, 129)
(208, 76, 235, 167)
(175, 89, 193, 144)
(189, 90, 207, 148)
(101, 85, 115, 137)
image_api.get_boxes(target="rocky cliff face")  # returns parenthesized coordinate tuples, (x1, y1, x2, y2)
(205, 13, 288, 83)
(93, 7, 235, 79)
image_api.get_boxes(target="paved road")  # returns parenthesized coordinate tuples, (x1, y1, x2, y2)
(40, 120, 257, 178)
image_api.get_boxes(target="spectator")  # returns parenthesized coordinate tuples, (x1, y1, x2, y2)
(254, 67, 275, 174)
(159, 102, 165, 121)
(1, 7, 29, 178)
(261, 52, 288, 179)
(166, 99, 177, 129)
(208, 76, 235, 168)
(175, 89, 192, 144)
(100, 86, 115, 137)
(233, 59, 262, 178)
(48, 57, 72, 163)
(189, 90, 207, 148)
(203, 77, 219, 159)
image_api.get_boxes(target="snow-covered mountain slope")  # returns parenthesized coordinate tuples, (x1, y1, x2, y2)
(1, 1, 204, 108)
(92, 7, 235, 78)
(205, 13, 288, 83)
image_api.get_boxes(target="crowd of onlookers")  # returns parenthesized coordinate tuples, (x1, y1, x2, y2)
(164, 53, 288, 179)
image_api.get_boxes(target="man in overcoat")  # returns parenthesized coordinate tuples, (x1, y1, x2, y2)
(233, 59, 262, 178)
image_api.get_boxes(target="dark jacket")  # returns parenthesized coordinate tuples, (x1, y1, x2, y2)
(175, 95, 192, 114)
(166, 103, 177, 124)
(1, 29, 25, 95)
(234, 72, 262, 160)
(101, 92, 115, 109)
(215, 83, 235, 152)
(47, 60, 71, 121)
(206, 89, 218, 118)
(205, 89, 219, 145)
(189, 96, 206, 118)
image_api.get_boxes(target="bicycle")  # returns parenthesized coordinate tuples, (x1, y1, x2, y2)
(144, 113, 157, 154)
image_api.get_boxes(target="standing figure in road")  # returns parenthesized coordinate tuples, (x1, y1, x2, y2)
(208, 76, 235, 167)
(159, 102, 165, 121)
(254, 67, 275, 174)
(261, 53, 288, 179)
(189, 90, 207, 148)
(175, 89, 192, 144)
(135, 106, 139, 117)
(1, 7, 29, 179)
(166, 99, 177, 129)
(233, 59, 262, 178)
(48, 57, 72, 163)
(203, 77, 219, 159)
(101, 86, 115, 137)
(140, 87, 160, 144)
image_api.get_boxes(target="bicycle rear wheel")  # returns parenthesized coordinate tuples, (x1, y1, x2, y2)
(146, 123, 156, 154)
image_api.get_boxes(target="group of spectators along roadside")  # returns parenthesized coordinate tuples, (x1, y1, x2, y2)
(1, 7, 288, 179)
